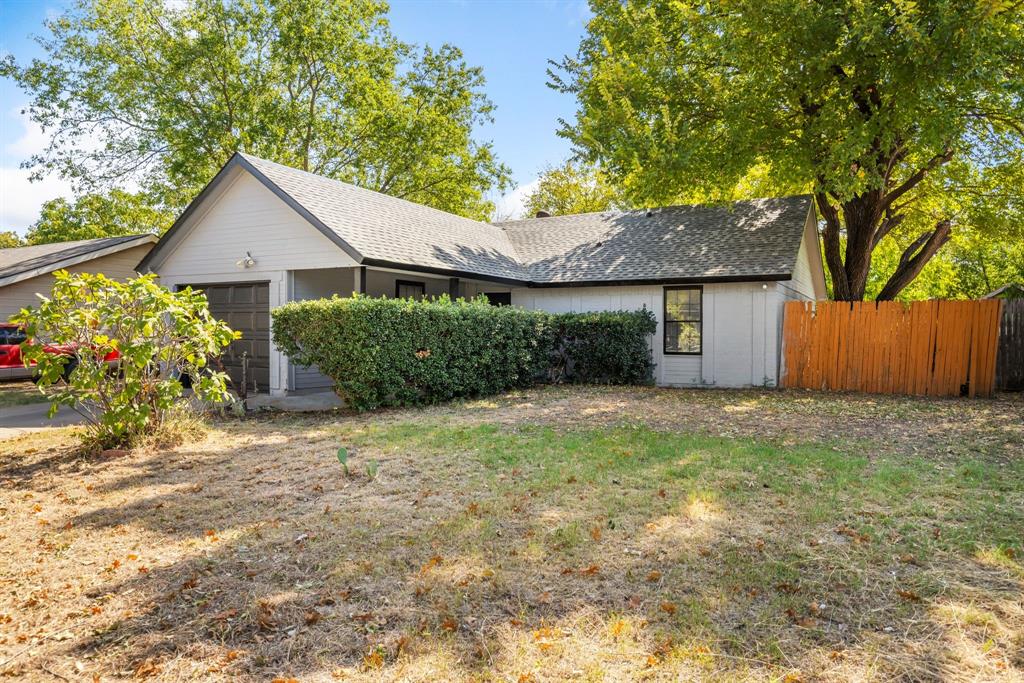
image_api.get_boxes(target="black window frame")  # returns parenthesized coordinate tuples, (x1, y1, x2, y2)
(663, 285, 703, 356)
(394, 279, 426, 299)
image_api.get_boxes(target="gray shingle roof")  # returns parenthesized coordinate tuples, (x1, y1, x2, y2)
(149, 153, 815, 286)
(239, 154, 528, 281)
(0, 235, 155, 285)
(496, 196, 812, 284)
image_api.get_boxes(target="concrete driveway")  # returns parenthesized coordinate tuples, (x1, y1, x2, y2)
(0, 402, 82, 440)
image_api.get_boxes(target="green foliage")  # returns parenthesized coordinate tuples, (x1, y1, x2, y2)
(545, 309, 657, 384)
(272, 296, 656, 410)
(2, 0, 510, 220)
(26, 190, 172, 245)
(553, 0, 1024, 300)
(273, 295, 547, 410)
(337, 446, 350, 476)
(522, 160, 624, 217)
(0, 231, 23, 249)
(12, 272, 237, 449)
(365, 459, 379, 480)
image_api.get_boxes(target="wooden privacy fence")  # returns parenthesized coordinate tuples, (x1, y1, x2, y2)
(996, 299, 1023, 391)
(781, 300, 1002, 397)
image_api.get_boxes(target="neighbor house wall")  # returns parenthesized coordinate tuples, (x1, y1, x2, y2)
(512, 282, 781, 388)
(0, 243, 154, 321)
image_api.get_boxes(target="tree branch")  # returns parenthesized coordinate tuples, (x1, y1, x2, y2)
(875, 220, 953, 300)
(881, 147, 954, 211)
(816, 192, 849, 300)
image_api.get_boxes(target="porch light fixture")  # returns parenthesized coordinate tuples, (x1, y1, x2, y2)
(236, 252, 256, 269)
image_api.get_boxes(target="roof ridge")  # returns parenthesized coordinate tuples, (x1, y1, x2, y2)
(495, 194, 812, 226)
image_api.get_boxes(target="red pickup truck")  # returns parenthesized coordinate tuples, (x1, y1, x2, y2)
(0, 323, 119, 381)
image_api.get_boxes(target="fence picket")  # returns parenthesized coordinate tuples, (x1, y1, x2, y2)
(781, 300, 1001, 397)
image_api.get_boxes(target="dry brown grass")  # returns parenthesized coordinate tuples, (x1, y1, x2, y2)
(0, 386, 1021, 682)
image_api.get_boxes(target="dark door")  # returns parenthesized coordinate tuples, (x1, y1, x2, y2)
(189, 282, 270, 392)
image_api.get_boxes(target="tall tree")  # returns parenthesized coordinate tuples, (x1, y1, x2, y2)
(0, 232, 23, 249)
(2, 0, 510, 221)
(26, 190, 173, 245)
(552, 0, 1024, 300)
(523, 161, 624, 216)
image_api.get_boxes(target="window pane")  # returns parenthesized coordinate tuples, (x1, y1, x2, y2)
(666, 289, 700, 322)
(665, 321, 701, 353)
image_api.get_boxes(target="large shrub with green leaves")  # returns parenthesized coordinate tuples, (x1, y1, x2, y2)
(545, 309, 657, 384)
(272, 295, 656, 410)
(13, 272, 237, 449)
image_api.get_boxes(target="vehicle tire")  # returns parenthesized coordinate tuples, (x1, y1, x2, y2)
(61, 356, 79, 382)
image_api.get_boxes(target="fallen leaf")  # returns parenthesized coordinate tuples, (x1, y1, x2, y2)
(646, 570, 662, 582)
(590, 525, 602, 541)
(133, 658, 161, 678)
(659, 602, 677, 615)
(897, 589, 922, 602)
(441, 616, 458, 632)
(304, 609, 322, 625)
(579, 564, 600, 576)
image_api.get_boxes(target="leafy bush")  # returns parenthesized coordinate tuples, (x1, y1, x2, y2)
(273, 295, 547, 410)
(272, 295, 656, 410)
(13, 272, 237, 450)
(545, 309, 657, 384)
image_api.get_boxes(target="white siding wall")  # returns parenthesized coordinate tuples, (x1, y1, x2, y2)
(0, 243, 153, 321)
(513, 282, 782, 388)
(155, 171, 358, 395)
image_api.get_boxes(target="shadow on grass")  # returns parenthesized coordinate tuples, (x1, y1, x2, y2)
(13, 412, 1015, 681)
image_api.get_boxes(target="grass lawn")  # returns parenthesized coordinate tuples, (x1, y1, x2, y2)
(0, 386, 1021, 681)
(0, 380, 47, 408)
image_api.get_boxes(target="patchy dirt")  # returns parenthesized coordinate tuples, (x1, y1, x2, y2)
(0, 387, 1021, 682)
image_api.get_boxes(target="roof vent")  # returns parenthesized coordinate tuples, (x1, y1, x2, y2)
(535, 210, 552, 218)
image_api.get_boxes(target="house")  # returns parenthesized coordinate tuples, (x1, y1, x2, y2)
(0, 235, 158, 322)
(983, 283, 1024, 300)
(138, 153, 826, 395)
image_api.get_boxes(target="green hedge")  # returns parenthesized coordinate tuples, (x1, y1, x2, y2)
(545, 310, 658, 384)
(272, 295, 656, 410)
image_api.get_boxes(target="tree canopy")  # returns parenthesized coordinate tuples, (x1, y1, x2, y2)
(0, 232, 23, 249)
(2, 0, 511, 222)
(553, 0, 1024, 300)
(523, 161, 623, 217)
(25, 190, 172, 245)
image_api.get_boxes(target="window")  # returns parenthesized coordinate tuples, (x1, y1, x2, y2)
(0, 326, 26, 345)
(664, 286, 702, 354)
(395, 279, 426, 299)
(483, 292, 511, 306)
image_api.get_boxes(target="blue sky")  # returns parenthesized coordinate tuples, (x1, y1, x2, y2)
(0, 0, 590, 232)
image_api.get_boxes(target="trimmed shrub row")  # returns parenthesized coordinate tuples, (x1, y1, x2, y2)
(272, 295, 657, 410)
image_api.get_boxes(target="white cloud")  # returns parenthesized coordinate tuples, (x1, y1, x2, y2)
(0, 166, 72, 232)
(492, 178, 539, 222)
(1, 107, 73, 233)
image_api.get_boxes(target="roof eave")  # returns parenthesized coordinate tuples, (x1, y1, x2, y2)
(0, 235, 158, 289)
(526, 273, 792, 288)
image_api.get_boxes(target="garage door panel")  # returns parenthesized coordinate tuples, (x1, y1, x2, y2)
(189, 281, 270, 392)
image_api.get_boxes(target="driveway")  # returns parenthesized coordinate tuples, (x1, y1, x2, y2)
(0, 402, 82, 439)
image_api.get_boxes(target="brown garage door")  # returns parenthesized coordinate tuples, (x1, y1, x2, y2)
(190, 282, 270, 392)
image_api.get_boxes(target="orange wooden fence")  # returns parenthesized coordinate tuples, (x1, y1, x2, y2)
(781, 300, 1003, 397)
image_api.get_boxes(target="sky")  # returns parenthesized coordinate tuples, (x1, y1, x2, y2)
(0, 0, 591, 233)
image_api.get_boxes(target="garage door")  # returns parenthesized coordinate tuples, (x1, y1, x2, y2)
(190, 282, 270, 392)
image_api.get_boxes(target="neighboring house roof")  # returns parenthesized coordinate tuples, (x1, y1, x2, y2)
(140, 152, 817, 287)
(0, 235, 157, 288)
(497, 197, 811, 285)
(983, 283, 1024, 299)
